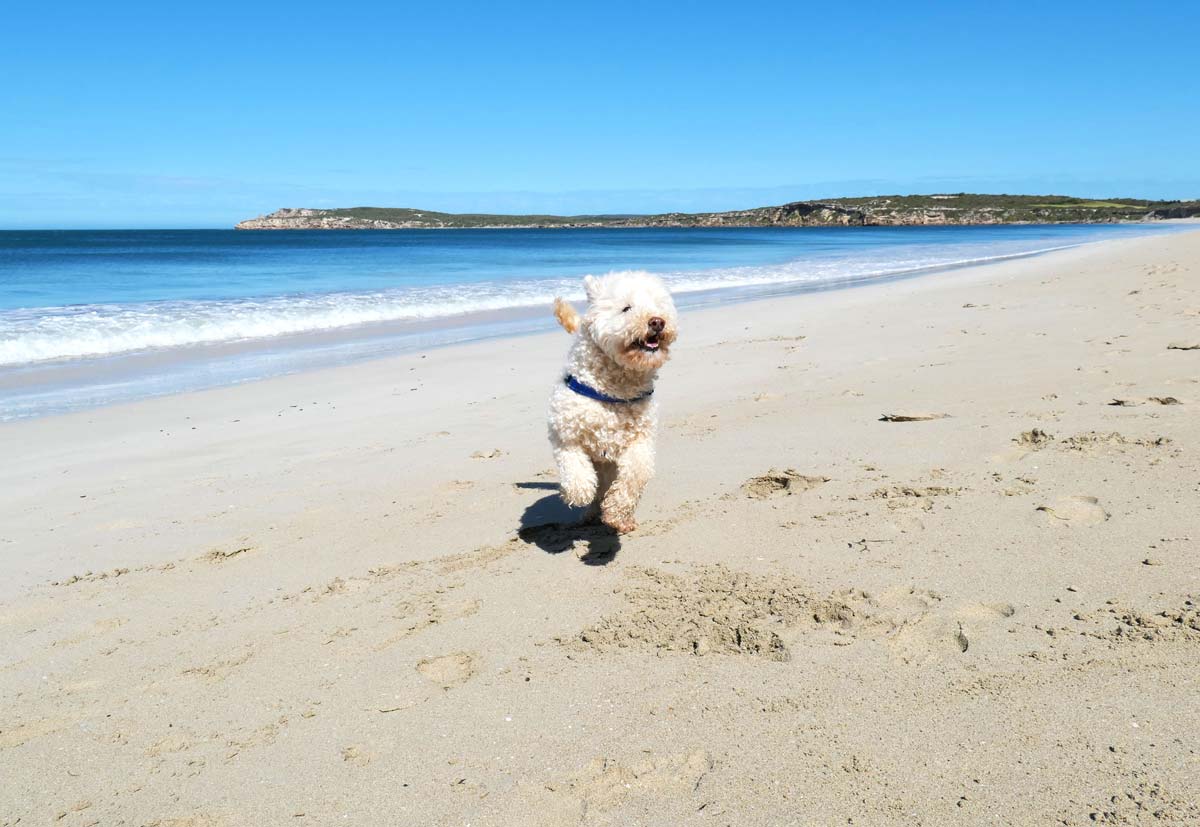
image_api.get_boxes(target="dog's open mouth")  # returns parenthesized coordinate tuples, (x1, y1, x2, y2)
(636, 332, 661, 351)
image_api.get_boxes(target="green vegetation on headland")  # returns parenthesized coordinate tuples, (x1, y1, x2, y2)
(235, 194, 1200, 230)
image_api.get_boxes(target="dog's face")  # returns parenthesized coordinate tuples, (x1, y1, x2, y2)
(581, 271, 678, 372)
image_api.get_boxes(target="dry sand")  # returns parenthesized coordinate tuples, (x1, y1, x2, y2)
(2, 229, 1199, 826)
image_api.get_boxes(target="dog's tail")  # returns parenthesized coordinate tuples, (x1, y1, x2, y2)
(553, 297, 581, 334)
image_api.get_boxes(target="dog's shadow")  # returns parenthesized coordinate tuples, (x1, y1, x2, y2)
(516, 486, 621, 565)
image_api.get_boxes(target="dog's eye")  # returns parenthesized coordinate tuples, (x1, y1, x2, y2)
(621, 305, 631, 313)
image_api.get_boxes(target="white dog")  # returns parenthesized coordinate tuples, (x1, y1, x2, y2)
(548, 271, 678, 533)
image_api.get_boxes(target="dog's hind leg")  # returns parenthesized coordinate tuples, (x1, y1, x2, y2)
(554, 445, 598, 507)
(601, 438, 655, 533)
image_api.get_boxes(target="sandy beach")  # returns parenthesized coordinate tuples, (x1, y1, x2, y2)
(2, 228, 1198, 825)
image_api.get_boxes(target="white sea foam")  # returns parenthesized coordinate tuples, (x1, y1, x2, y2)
(0, 242, 1078, 367)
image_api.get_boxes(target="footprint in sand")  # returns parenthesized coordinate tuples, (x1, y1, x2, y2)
(340, 745, 373, 767)
(416, 652, 479, 688)
(471, 449, 505, 459)
(1015, 428, 1054, 448)
(741, 470, 829, 499)
(866, 484, 961, 511)
(1036, 495, 1109, 526)
(883, 596, 1017, 663)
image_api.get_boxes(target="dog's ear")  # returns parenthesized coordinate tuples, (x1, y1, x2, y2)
(582, 275, 600, 302)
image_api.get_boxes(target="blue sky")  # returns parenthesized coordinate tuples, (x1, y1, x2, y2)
(2, 1, 1197, 228)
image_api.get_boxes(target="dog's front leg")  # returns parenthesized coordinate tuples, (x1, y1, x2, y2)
(554, 444, 598, 507)
(601, 439, 655, 533)
(581, 462, 617, 524)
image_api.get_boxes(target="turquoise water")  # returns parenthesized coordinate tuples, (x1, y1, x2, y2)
(0, 224, 1186, 418)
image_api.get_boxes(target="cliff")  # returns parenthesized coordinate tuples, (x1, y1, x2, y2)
(235, 195, 1200, 230)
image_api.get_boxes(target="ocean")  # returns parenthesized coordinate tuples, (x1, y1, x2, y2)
(0, 223, 1186, 420)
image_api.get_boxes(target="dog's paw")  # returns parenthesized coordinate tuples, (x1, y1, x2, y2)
(603, 515, 638, 534)
(560, 482, 597, 508)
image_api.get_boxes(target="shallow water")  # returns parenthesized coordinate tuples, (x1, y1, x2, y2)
(0, 223, 1186, 419)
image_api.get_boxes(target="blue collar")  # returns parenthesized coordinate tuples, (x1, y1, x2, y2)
(564, 374, 653, 404)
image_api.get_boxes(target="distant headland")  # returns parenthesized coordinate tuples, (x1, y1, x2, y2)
(235, 194, 1200, 230)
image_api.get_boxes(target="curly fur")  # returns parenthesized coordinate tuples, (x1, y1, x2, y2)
(547, 271, 678, 533)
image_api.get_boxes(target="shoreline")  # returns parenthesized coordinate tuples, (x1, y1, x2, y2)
(2, 228, 1199, 824)
(2, 223, 1192, 421)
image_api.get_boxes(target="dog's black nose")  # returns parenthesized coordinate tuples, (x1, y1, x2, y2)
(648, 316, 665, 333)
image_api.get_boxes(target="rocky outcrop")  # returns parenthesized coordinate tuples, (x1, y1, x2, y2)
(1148, 204, 1200, 220)
(637, 202, 867, 227)
(235, 209, 430, 230)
